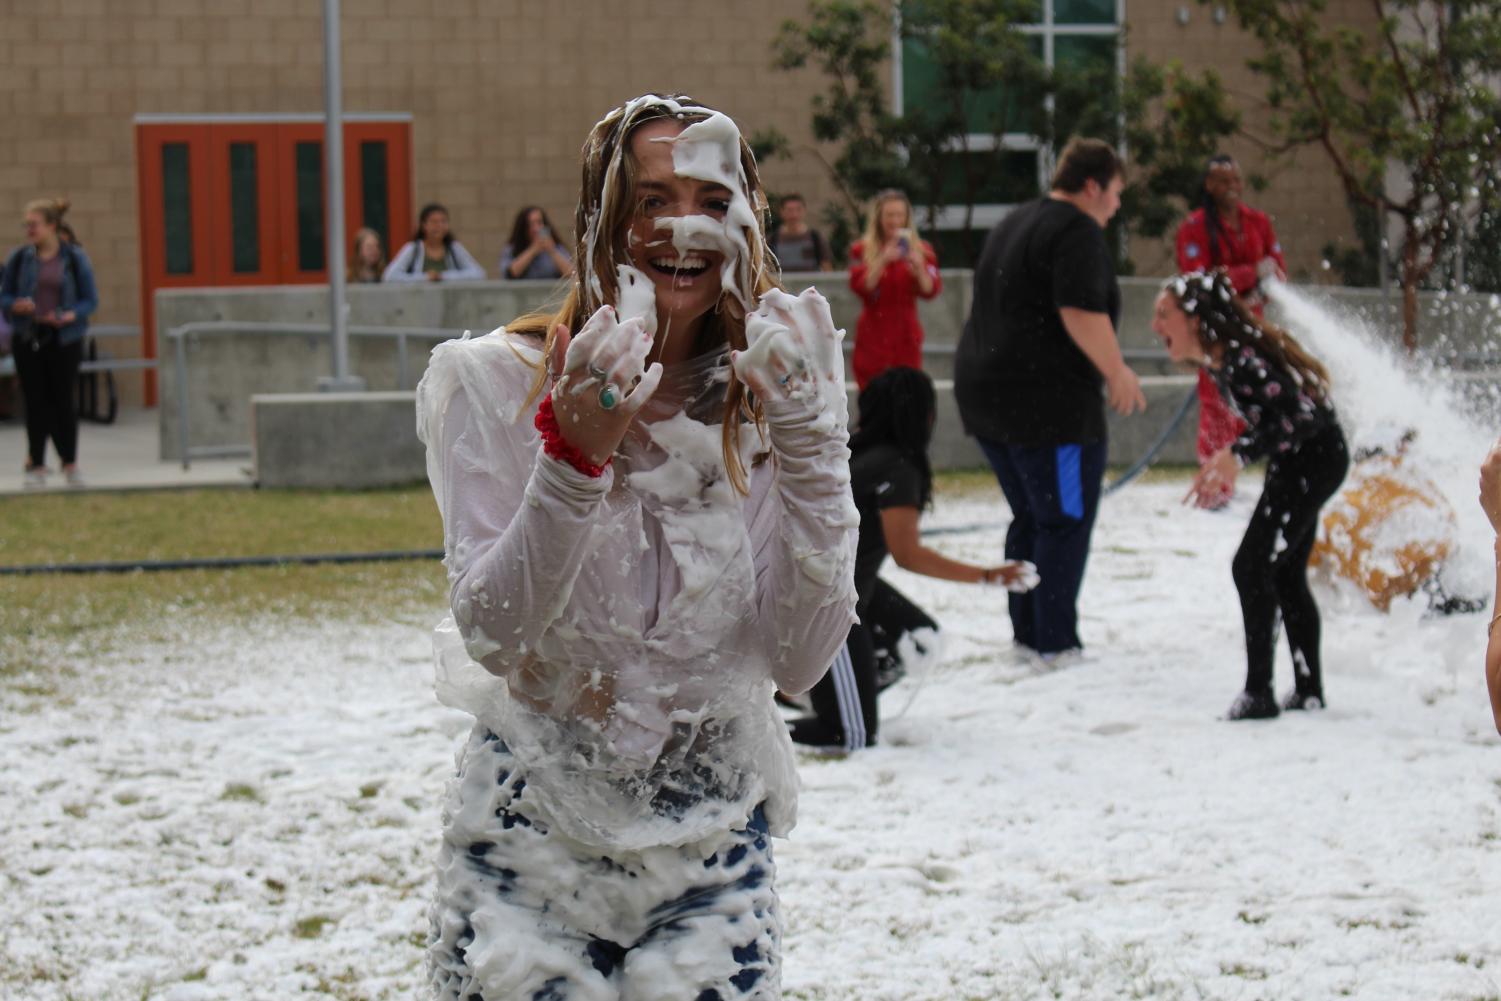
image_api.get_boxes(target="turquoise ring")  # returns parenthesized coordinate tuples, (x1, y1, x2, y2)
(598, 383, 621, 410)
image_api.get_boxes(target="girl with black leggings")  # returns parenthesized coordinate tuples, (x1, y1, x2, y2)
(789, 368, 1038, 750)
(1152, 270, 1349, 720)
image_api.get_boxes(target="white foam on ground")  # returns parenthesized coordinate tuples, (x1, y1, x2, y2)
(2, 484, 1498, 999)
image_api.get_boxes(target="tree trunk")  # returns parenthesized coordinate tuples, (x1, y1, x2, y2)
(1400, 237, 1420, 354)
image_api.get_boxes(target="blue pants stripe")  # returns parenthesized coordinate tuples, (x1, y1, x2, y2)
(1056, 445, 1084, 520)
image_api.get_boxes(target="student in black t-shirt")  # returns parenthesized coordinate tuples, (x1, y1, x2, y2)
(953, 138, 1146, 662)
(1155, 270, 1349, 720)
(789, 368, 1038, 751)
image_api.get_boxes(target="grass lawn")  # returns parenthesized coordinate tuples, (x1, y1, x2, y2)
(0, 466, 1196, 685)
(0, 487, 449, 685)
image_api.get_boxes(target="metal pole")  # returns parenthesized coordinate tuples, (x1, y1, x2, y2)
(319, 0, 364, 392)
(174, 330, 191, 470)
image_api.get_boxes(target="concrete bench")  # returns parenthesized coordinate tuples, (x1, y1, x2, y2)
(251, 391, 423, 489)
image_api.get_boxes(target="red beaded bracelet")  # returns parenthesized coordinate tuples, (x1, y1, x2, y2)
(534, 394, 611, 478)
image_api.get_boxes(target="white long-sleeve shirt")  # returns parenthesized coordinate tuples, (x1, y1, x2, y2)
(416, 330, 858, 851)
(383, 240, 487, 283)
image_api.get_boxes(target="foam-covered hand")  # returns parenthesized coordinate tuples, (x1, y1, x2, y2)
(732, 287, 845, 412)
(548, 305, 663, 466)
(984, 560, 1040, 593)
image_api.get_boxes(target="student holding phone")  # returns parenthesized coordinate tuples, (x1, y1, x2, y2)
(500, 205, 575, 280)
(848, 190, 941, 390)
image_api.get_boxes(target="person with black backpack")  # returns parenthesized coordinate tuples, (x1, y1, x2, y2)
(381, 203, 486, 283)
(0, 197, 99, 488)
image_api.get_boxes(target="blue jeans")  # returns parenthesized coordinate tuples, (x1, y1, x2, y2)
(428, 732, 779, 1001)
(978, 437, 1106, 654)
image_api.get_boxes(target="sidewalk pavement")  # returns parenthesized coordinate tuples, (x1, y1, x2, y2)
(0, 408, 251, 496)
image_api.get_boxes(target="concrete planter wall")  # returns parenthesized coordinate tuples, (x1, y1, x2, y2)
(155, 274, 1500, 484)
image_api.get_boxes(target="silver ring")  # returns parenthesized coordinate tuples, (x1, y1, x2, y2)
(587, 362, 608, 382)
(598, 382, 621, 410)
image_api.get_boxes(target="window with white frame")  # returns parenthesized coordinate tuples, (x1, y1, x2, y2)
(895, 0, 1122, 264)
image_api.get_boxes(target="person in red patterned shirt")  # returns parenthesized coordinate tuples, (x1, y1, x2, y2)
(1175, 155, 1286, 509)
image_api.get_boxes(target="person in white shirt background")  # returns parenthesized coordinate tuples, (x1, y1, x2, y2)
(384, 202, 486, 283)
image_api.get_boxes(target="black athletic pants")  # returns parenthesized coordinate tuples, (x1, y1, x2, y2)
(791, 580, 938, 751)
(1232, 425, 1349, 698)
(13, 333, 83, 468)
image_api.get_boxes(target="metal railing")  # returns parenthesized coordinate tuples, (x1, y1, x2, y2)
(166, 320, 467, 469)
(0, 324, 154, 377)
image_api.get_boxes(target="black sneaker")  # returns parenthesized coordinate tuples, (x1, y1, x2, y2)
(1280, 690, 1325, 711)
(1225, 689, 1280, 720)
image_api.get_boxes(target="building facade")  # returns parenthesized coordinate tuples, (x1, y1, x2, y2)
(0, 0, 1370, 407)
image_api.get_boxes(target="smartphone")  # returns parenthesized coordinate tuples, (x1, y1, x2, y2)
(896, 234, 910, 256)
(538, 225, 551, 240)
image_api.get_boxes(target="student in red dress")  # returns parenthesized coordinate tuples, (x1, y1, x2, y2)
(848, 190, 942, 389)
(1175, 155, 1286, 509)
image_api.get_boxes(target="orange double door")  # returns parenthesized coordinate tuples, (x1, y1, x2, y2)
(135, 116, 412, 403)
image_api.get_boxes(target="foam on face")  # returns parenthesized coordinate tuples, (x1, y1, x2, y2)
(656, 111, 760, 311)
(580, 95, 763, 328)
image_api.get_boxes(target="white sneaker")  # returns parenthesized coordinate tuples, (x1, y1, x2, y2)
(23, 466, 46, 489)
(1030, 647, 1087, 671)
(63, 467, 84, 487)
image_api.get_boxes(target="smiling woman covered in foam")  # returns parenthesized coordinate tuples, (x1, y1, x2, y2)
(415, 94, 858, 1000)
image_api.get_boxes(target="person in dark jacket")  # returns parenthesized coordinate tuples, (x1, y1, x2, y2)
(789, 368, 1038, 751)
(1154, 269, 1349, 720)
(0, 197, 99, 488)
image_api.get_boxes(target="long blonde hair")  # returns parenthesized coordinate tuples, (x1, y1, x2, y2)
(513, 94, 780, 493)
(860, 189, 913, 269)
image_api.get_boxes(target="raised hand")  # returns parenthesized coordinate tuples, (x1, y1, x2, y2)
(548, 304, 664, 466)
(732, 287, 846, 421)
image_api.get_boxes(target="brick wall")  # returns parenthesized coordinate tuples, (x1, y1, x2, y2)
(0, 0, 1373, 409)
(0, 0, 847, 406)
(1124, 0, 1377, 281)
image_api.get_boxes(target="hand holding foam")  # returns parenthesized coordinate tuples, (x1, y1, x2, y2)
(732, 287, 847, 426)
(549, 299, 663, 467)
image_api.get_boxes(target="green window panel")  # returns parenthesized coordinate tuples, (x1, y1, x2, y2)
(161, 143, 193, 276)
(936, 148, 1040, 205)
(1054, 0, 1115, 25)
(228, 142, 260, 274)
(1054, 32, 1116, 72)
(901, 34, 1043, 135)
(295, 141, 325, 272)
(360, 141, 390, 252)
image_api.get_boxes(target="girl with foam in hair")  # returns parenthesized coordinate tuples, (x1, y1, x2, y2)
(1153, 270, 1348, 721)
(417, 94, 857, 1000)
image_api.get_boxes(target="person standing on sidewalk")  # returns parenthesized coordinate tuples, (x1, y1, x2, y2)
(953, 138, 1145, 663)
(0, 197, 98, 488)
(1175, 154, 1287, 509)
